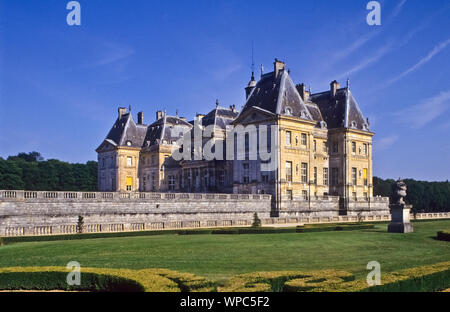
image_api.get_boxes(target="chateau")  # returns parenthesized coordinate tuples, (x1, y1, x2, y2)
(96, 59, 379, 216)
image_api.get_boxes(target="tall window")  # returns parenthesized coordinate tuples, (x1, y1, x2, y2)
(127, 156, 132, 167)
(243, 163, 249, 183)
(285, 161, 292, 182)
(323, 141, 328, 153)
(219, 170, 225, 186)
(286, 131, 291, 146)
(168, 175, 175, 191)
(151, 173, 156, 191)
(352, 142, 356, 154)
(332, 142, 338, 153)
(301, 133, 307, 146)
(313, 140, 317, 152)
(352, 168, 357, 186)
(126, 177, 132, 191)
(313, 167, 317, 184)
(362, 143, 367, 155)
(301, 163, 308, 183)
(302, 190, 308, 200)
(286, 190, 293, 200)
(151, 155, 156, 165)
(331, 168, 338, 186)
(323, 168, 329, 186)
(363, 168, 368, 186)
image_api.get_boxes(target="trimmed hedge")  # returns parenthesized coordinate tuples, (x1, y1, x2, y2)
(0, 271, 144, 292)
(0, 267, 214, 292)
(437, 230, 450, 242)
(219, 261, 450, 292)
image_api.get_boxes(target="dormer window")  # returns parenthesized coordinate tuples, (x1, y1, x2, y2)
(285, 107, 292, 116)
(126, 140, 132, 147)
(300, 110, 308, 118)
(350, 120, 357, 129)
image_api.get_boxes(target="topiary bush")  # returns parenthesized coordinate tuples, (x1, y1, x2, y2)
(437, 230, 450, 242)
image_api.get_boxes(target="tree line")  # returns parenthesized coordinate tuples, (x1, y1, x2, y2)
(0, 152, 448, 212)
(373, 177, 450, 213)
(0, 152, 97, 191)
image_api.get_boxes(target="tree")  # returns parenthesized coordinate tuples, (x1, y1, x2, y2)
(252, 212, 261, 227)
(76, 216, 84, 234)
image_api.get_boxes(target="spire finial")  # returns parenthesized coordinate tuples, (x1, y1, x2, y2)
(347, 78, 350, 89)
(216, 99, 219, 108)
(309, 85, 311, 93)
(128, 105, 131, 112)
(251, 40, 255, 76)
(260, 64, 264, 77)
(176, 109, 178, 117)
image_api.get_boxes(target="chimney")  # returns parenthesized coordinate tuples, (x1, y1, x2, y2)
(156, 110, 165, 120)
(230, 104, 236, 113)
(118, 107, 126, 119)
(330, 80, 340, 98)
(273, 58, 286, 78)
(196, 113, 205, 120)
(297, 83, 310, 102)
(137, 111, 144, 124)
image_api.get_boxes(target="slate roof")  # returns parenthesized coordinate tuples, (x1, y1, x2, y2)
(143, 115, 192, 147)
(238, 69, 314, 122)
(200, 106, 239, 129)
(101, 113, 147, 149)
(310, 88, 370, 131)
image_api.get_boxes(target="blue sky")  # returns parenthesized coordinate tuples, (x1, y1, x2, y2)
(0, 0, 449, 181)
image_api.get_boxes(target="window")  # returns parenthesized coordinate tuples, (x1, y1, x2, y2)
(301, 163, 308, 183)
(143, 176, 147, 190)
(352, 192, 357, 200)
(332, 142, 338, 153)
(151, 155, 156, 165)
(262, 174, 269, 183)
(352, 168, 357, 186)
(352, 142, 356, 154)
(362, 144, 367, 156)
(126, 177, 132, 191)
(301, 133, 307, 146)
(323, 141, 328, 153)
(313, 167, 317, 184)
(101, 158, 105, 168)
(111, 176, 116, 190)
(285, 161, 292, 182)
(127, 156, 132, 167)
(243, 163, 249, 183)
(323, 168, 329, 186)
(219, 170, 225, 186)
(168, 175, 175, 191)
(363, 192, 368, 200)
(313, 140, 317, 152)
(286, 131, 292, 146)
(286, 190, 293, 200)
(151, 173, 156, 191)
(302, 190, 308, 200)
(363, 168, 368, 186)
(331, 168, 338, 186)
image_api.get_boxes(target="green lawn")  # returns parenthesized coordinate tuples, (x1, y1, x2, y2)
(1, 220, 449, 282)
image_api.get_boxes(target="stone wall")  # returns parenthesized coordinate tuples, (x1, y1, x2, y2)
(1, 190, 447, 237)
(0, 190, 271, 236)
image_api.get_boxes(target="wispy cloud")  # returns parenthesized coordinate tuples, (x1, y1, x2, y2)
(336, 43, 393, 80)
(93, 43, 135, 67)
(384, 38, 450, 86)
(393, 90, 450, 128)
(376, 135, 399, 151)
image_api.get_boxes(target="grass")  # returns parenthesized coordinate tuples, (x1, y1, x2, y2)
(0, 220, 449, 283)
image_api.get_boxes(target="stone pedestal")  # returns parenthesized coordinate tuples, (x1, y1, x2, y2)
(388, 204, 414, 233)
